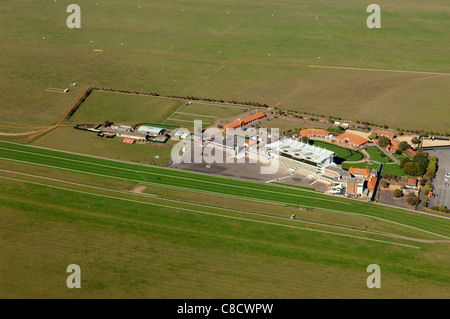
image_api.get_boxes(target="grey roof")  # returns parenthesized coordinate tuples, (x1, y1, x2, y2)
(267, 138, 335, 164)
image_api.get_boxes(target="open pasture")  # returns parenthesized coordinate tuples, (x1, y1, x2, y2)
(1, 0, 449, 133)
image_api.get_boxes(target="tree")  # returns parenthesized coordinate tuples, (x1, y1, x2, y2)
(403, 162, 416, 176)
(377, 136, 390, 148)
(399, 141, 411, 151)
(427, 156, 437, 174)
(380, 180, 389, 188)
(400, 157, 411, 169)
(301, 136, 310, 144)
(423, 184, 431, 197)
(411, 137, 421, 145)
(368, 133, 378, 140)
(394, 189, 403, 198)
(406, 193, 419, 206)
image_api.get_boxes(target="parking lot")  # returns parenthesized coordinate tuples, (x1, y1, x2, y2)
(428, 148, 450, 209)
(169, 143, 293, 183)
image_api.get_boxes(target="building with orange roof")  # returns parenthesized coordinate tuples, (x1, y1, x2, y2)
(348, 167, 371, 179)
(406, 178, 417, 189)
(367, 177, 378, 191)
(374, 130, 396, 139)
(406, 148, 417, 157)
(223, 112, 266, 131)
(300, 129, 331, 139)
(335, 132, 369, 148)
(387, 138, 399, 152)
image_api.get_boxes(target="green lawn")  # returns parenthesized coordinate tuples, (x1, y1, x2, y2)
(366, 146, 393, 163)
(341, 162, 380, 171)
(68, 91, 183, 124)
(1, 163, 449, 298)
(313, 140, 365, 162)
(1, 140, 449, 238)
(383, 163, 408, 177)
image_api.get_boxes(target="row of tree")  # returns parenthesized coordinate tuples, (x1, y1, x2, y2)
(91, 87, 269, 108)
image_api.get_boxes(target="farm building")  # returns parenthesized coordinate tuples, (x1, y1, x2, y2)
(335, 132, 369, 149)
(112, 125, 133, 132)
(406, 178, 418, 189)
(102, 128, 147, 141)
(267, 138, 335, 174)
(374, 130, 397, 139)
(300, 129, 332, 139)
(223, 112, 266, 131)
(137, 125, 165, 137)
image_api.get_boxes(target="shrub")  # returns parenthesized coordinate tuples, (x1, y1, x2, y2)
(393, 189, 403, 198)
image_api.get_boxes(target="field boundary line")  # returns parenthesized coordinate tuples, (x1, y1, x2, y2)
(0, 174, 423, 249)
(175, 112, 218, 118)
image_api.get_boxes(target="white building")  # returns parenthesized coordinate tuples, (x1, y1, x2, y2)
(266, 138, 335, 174)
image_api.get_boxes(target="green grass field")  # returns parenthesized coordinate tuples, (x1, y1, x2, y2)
(366, 146, 394, 163)
(0, 148, 450, 298)
(1, 0, 450, 298)
(1, 0, 450, 133)
(1, 140, 449, 238)
(341, 162, 380, 171)
(313, 140, 365, 162)
(69, 91, 183, 124)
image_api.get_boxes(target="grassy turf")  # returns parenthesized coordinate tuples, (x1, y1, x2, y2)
(366, 146, 393, 163)
(68, 91, 184, 124)
(0, 140, 449, 239)
(313, 140, 365, 162)
(341, 162, 380, 171)
(1, 173, 449, 298)
(1, 1, 450, 132)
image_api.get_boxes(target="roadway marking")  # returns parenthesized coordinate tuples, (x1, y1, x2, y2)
(0, 174, 423, 249)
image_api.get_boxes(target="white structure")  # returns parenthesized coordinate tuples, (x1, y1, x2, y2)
(267, 138, 335, 174)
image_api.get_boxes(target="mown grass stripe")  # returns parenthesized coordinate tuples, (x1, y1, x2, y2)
(0, 175, 422, 249)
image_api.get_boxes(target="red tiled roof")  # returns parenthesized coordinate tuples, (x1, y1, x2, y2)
(407, 178, 417, 186)
(223, 112, 266, 130)
(335, 132, 369, 147)
(375, 130, 396, 138)
(389, 138, 398, 151)
(349, 167, 370, 178)
(244, 112, 266, 123)
(406, 148, 417, 157)
(300, 129, 329, 137)
(367, 177, 377, 191)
